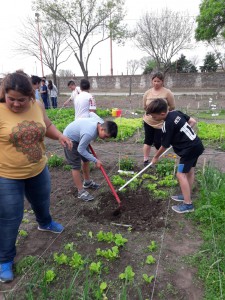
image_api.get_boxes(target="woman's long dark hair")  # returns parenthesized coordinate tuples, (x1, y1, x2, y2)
(48, 80, 53, 90)
(0, 71, 34, 102)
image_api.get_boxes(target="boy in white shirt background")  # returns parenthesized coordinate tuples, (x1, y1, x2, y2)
(74, 79, 96, 119)
(63, 80, 81, 108)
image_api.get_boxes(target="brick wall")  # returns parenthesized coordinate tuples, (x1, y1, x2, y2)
(55, 73, 225, 93)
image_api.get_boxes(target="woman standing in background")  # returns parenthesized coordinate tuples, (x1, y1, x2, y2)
(143, 72, 175, 166)
(48, 80, 58, 108)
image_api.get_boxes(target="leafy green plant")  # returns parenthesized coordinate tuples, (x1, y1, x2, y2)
(63, 164, 72, 171)
(142, 174, 158, 180)
(43, 270, 56, 284)
(97, 231, 114, 243)
(96, 246, 119, 260)
(111, 175, 126, 186)
(146, 255, 156, 265)
(119, 156, 135, 171)
(64, 242, 74, 251)
(146, 183, 157, 191)
(89, 261, 102, 275)
(155, 158, 175, 176)
(18, 229, 28, 237)
(114, 118, 143, 141)
(119, 266, 135, 283)
(48, 154, 64, 167)
(22, 218, 29, 224)
(114, 234, 128, 247)
(69, 252, 85, 269)
(158, 175, 177, 187)
(147, 241, 157, 252)
(129, 178, 142, 190)
(15, 256, 38, 275)
(96, 231, 128, 247)
(153, 190, 168, 198)
(53, 253, 69, 265)
(142, 274, 155, 283)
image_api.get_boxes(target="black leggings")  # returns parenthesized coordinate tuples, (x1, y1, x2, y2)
(143, 121, 162, 150)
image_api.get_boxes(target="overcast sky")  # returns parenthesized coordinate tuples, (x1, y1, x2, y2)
(0, 0, 207, 77)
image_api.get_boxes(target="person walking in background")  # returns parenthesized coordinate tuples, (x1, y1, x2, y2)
(74, 79, 96, 119)
(148, 98, 204, 214)
(143, 72, 175, 166)
(63, 116, 118, 201)
(42, 76, 48, 87)
(31, 75, 42, 101)
(0, 71, 72, 283)
(48, 80, 58, 108)
(63, 80, 80, 107)
(40, 79, 50, 109)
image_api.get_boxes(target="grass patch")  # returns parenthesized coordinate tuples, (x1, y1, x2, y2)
(186, 165, 225, 299)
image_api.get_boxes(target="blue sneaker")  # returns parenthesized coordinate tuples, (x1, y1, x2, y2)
(38, 221, 64, 233)
(172, 203, 194, 214)
(171, 195, 184, 202)
(0, 261, 14, 283)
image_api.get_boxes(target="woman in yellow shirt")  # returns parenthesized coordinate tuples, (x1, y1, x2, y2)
(0, 71, 72, 283)
(143, 72, 175, 165)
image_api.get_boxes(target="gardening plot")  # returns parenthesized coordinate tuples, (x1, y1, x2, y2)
(2, 95, 225, 299)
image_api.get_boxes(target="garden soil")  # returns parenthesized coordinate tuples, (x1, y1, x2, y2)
(1, 94, 225, 300)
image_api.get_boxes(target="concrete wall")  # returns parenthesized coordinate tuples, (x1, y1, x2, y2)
(57, 73, 225, 93)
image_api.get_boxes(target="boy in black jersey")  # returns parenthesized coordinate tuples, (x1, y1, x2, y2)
(147, 98, 204, 214)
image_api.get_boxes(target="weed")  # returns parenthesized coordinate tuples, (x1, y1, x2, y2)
(48, 154, 64, 167)
(15, 255, 38, 275)
(63, 164, 72, 171)
(119, 156, 135, 171)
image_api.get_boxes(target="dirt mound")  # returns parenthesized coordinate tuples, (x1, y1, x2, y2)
(79, 189, 166, 231)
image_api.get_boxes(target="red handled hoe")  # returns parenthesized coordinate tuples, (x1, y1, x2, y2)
(89, 145, 123, 215)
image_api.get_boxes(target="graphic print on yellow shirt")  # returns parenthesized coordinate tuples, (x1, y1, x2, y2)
(9, 120, 45, 163)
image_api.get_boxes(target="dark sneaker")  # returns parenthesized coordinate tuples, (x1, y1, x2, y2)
(0, 261, 14, 283)
(78, 190, 94, 201)
(172, 203, 194, 214)
(83, 180, 100, 190)
(38, 221, 64, 233)
(171, 195, 184, 202)
(143, 160, 149, 167)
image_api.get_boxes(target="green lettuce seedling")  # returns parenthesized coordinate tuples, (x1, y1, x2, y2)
(89, 261, 102, 275)
(142, 274, 155, 283)
(54, 253, 68, 265)
(43, 270, 56, 284)
(146, 255, 156, 265)
(119, 266, 135, 283)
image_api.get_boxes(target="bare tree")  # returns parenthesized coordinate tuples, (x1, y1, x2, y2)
(134, 8, 194, 73)
(58, 69, 74, 77)
(127, 59, 140, 75)
(15, 16, 73, 84)
(189, 55, 200, 68)
(206, 38, 225, 71)
(34, 0, 128, 78)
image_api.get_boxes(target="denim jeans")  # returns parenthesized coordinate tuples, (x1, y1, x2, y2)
(0, 166, 52, 263)
(51, 97, 58, 108)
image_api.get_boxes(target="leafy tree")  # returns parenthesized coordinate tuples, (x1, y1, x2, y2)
(200, 52, 218, 72)
(142, 59, 157, 74)
(34, 0, 128, 78)
(134, 8, 194, 73)
(176, 54, 197, 73)
(195, 0, 225, 41)
(168, 54, 198, 73)
(15, 16, 72, 85)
